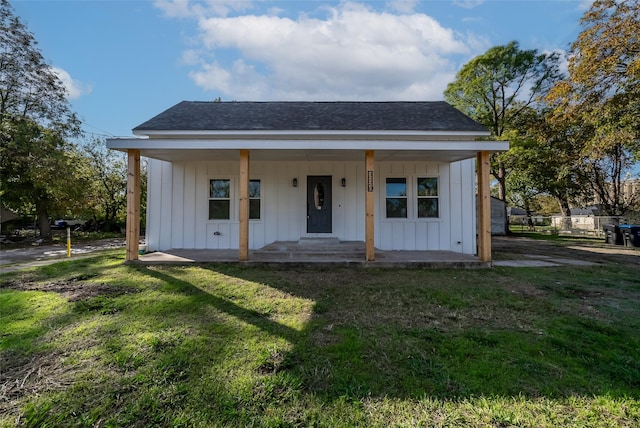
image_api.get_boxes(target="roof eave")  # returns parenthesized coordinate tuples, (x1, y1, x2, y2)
(131, 129, 491, 140)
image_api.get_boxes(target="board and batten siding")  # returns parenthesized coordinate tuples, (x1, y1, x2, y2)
(145, 157, 477, 254)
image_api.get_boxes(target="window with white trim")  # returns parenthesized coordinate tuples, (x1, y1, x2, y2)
(417, 177, 439, 218)
(386, 178, 407, 218)
(209, 179, 230, 220)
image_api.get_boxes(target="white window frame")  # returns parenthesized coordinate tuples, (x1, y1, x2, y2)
(206, 177, 263, 222)
(208, 178, 233, 221)
(416, 176, 440, 219)
(382, 175, 441, 221)
(385, 177, 408, 219)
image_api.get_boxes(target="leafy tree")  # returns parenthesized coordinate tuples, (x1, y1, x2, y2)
(514, 107, 592, 228)
(81, 138, 149, 233)
(548, 0, 640, 215)
(82, 138, 127, 231)
(444, 41, 563, 204)
(1, 119, 90, 233)
(0, 0, 82, 238)
(532, 194, 563, 217)
(506, 167, 539, 230)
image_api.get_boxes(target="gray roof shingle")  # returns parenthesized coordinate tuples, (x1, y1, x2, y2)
(133, 101, 488, 133)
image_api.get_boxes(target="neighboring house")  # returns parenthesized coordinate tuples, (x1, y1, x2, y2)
(550, 206, 625, 231)
(0, 205, 19, 224)
(507, 206, 547, 227)
(107, 101, 508, 262)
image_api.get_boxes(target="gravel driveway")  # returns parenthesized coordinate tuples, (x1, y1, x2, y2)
(0, 238, 125, 272)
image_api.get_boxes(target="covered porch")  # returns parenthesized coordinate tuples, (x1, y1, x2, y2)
(137, 238, 490, 268)
(107, 101, 509, 266)
(116, 147, 497, 264)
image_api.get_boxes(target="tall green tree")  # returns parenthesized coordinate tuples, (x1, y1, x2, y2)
(548, 0, 640, 215)
(508, 108, 589, 228)
(444, 41, 563, 203)
(0, 0, 82, 238)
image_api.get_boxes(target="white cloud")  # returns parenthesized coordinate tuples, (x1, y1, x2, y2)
(452, 0, 484, 9)
(154, 0, 253, 18)
(543, 48, 569, 78)
(51, 67, 92, 100)
(161, 1, 489, 100)
(386, 0, 418, 14)
(180, 49, 202, 65)
(578, 0, 594, 11)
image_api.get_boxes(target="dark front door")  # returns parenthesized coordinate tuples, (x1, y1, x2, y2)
(307, 176, 332, 233)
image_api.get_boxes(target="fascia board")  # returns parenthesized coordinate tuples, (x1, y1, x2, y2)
(132, 129, 491, 139)
(107, 138, 509, 152)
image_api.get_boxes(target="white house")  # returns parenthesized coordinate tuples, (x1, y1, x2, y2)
(107, 101, 508, 262)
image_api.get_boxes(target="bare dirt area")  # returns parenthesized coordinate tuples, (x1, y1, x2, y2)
(0, 275, 134, 302)
(492, 235, 640, 266)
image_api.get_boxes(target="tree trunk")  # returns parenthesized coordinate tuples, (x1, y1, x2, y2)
(557, 198, 572, 230)
(495, 162, 509, 234)
(36, 202, 52, 240)
(524, 200, 534, 231)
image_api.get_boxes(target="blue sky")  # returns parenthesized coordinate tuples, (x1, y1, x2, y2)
(12, 0, 592, 138)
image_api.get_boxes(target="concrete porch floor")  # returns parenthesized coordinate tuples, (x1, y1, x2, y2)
(138, 239, 489, 268)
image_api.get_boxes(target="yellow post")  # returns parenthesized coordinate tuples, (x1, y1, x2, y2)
(66, 227, 71, 257)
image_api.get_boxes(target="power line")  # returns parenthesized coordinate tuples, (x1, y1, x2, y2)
(79, 120, 115, 137)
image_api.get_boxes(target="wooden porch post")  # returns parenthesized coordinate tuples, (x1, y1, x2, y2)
(477, 151, 492, 263)
(239, 149, 250, 261)
(125, 149, 141, 262)
(365, 150, 375, 261)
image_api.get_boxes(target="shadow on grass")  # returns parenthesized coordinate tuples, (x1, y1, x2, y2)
(142, 263, 640, 401)
(3, 258, 639, 426)
(133, 265, 301, 344)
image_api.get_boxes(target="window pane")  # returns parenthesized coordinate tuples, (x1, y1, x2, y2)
(386, 198, 407, 218)
(249, 180, 260, 198)
(210, 179, 230, 198)
(418, 199, 438, 218)
(386, 178, 406, 197)
(313, 182, 325, 210)
(209, 200, 230, 219)
(417, 178, 438, 197)
(249, 199, 260, 220)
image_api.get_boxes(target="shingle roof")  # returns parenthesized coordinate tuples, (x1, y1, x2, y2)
(133, 101, 488, 133)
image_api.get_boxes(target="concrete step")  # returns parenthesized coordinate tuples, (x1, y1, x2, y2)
(297, 237, 340, 246)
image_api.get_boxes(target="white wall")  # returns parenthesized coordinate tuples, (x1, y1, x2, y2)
(146, 157, 477, 254)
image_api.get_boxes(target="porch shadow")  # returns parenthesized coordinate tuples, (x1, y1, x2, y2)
(131, 264, 301, 344)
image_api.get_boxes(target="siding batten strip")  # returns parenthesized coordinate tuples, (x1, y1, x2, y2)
(126, 149, 141, 261)
(239, 149, 250, 261)
(365, 150, 375, 261)
(477, 151, 491, 262)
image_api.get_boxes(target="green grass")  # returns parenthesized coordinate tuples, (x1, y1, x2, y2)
(1, 251, 639, 427)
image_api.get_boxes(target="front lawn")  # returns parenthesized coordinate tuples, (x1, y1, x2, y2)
(1, 251, 639, 427)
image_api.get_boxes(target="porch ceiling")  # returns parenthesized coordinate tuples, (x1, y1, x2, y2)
(123, 149, 486, 163)
(107, 139, 509, 163)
